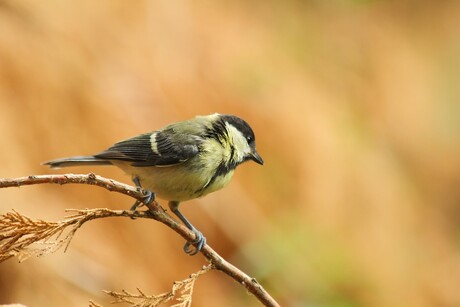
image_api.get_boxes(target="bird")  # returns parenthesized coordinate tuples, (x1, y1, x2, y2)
(44, 113, 264, 255)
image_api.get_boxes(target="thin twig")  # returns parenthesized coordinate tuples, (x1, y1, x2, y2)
(0, 173, 280, 307)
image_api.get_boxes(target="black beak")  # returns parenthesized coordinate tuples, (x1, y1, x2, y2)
(250, 150, 264, 165)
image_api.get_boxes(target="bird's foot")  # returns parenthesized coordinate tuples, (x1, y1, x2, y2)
(183, 228, 206, 256)
(130, 176, 155, 213)
(130, 189, 155, 209)
(130, 188, 155, 220)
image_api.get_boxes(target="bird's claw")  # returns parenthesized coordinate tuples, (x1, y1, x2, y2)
(142, 190, 155, 204)
(183, 229, 206, 256)
(131, 176, 155, 210)
(130, 190, 155, 219)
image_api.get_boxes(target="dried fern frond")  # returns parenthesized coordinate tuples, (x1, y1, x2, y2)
(89, 300, 103, 307)
(0, 210, 71, 262)
(0, 208, 139, 262)
(105, 264, 213, 307)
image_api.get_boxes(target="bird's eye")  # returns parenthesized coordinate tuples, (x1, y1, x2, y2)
(246, 136, 253, 143)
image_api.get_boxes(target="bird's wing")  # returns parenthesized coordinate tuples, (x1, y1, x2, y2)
(94, 130, 201, 167)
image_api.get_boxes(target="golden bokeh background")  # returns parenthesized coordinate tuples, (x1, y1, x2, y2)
(1, 1, 460, 306)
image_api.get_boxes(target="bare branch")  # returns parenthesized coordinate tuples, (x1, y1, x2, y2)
(0, 174, 280, 307)
(0, 173, 144, 200)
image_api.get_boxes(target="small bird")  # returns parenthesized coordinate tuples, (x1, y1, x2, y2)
(44, 113, 263, 255)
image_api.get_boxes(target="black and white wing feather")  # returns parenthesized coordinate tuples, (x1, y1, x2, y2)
(95, 130, 201, 167)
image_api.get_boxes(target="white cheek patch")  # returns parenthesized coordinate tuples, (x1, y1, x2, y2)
(225, 122, 251, 161)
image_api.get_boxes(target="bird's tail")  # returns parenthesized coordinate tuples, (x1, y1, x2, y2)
(43, 156, 112, 169)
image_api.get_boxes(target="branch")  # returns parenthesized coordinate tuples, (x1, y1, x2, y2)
(0, 174, 279, 307)
(0, 173, 144, 200)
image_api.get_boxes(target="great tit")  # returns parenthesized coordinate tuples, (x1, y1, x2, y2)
(44, 113, 263, 255)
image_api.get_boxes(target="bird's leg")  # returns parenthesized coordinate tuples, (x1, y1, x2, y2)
(130, 176, 155, 211)
(169, 201, 206, 255)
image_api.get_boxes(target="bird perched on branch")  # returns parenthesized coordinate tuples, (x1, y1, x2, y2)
(44, 113, 264, 255)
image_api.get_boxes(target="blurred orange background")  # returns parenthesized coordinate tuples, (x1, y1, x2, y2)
(1, 1, 460, 306)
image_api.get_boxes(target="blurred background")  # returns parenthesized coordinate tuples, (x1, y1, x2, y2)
(0, 0, 460, 306)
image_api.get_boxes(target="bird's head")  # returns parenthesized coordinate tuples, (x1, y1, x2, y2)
(220, 114, 264, 166)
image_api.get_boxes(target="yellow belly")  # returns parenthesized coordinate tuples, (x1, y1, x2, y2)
(113, 161, 235, 202)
